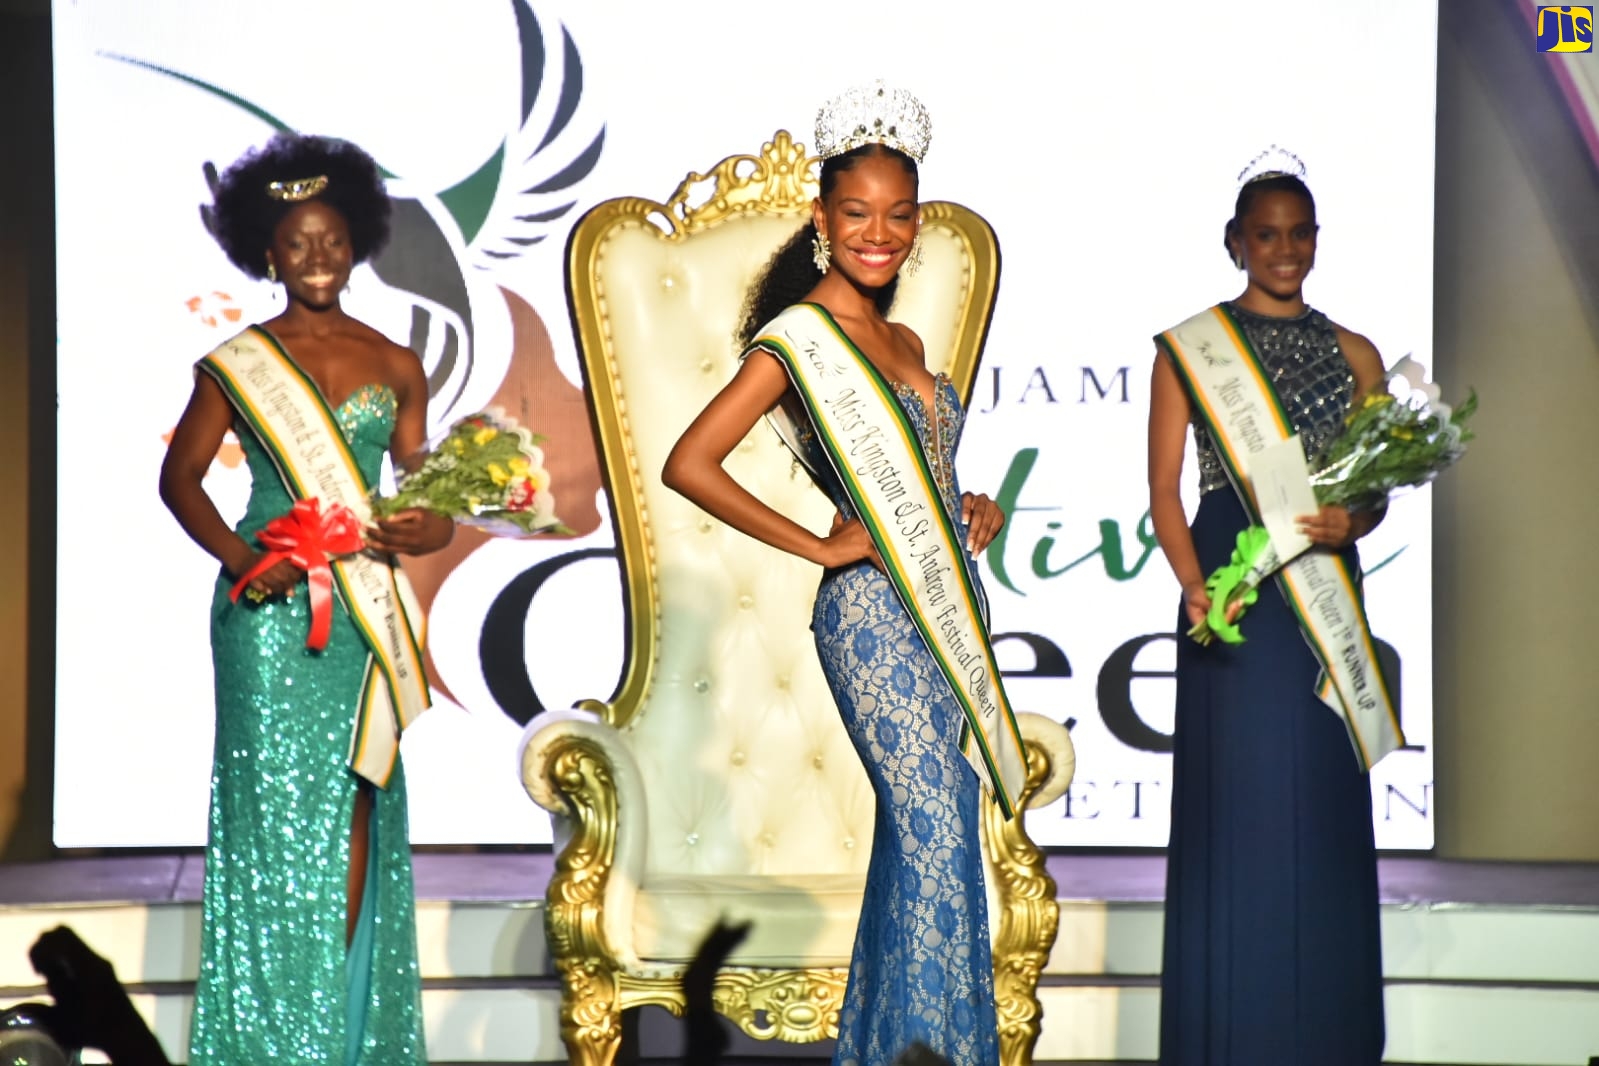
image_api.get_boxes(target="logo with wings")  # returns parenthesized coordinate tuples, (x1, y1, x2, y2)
(114, 1, 608, 719)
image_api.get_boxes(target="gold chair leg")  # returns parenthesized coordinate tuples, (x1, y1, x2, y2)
(539, 735, 625, 1066)
(995, 954, 1049, 1066)
(987, 739, 1062, 1066)
(557, 958, 623, 1066)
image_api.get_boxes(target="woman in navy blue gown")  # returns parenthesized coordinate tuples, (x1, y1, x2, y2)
(1146, 161, 1388, 1065)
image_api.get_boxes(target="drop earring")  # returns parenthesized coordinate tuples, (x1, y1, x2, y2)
(811, 231, 832, 272)
(267, 261, 278, 283)
(903, 233, 924, 276)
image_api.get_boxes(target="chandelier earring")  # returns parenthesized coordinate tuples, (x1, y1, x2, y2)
(267, 261, 278, 283)
(1231, 250, 1244, 271)
(812, 231, 832, 272)
(903, 233, 924, 276)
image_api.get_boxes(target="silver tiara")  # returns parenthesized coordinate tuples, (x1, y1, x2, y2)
(814, 81, 932, 163)
(1237, 144, 1307, 187)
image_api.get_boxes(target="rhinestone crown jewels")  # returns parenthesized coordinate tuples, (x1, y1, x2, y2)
(266, 174, 330, 202)
(1237, 144, 1307, 187)
(814, 82, 932, 163)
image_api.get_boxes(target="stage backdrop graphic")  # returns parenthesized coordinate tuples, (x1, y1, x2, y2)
(53, 0, 1439, 848)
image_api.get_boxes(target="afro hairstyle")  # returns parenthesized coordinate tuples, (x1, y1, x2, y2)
(207, 132, 392, 279)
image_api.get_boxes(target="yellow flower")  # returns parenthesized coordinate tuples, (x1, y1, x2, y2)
(450, 438, 468, 455)
(503, 456, 549, 491)
(467, 495, 482, 512)
(473, 427, 499, 446)
(487, 462, 510, 486)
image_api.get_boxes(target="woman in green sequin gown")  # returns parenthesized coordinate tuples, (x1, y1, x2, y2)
(160, 134, 453, 1066)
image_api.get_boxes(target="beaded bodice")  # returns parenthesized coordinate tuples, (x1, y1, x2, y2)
(234, 382, 396, 537)
(1193, 303, 1355, 495)
(788, 373, 965, 523)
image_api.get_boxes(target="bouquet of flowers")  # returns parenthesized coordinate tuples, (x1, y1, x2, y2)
(1190, 357, 1477, 645)
(370, 409, 569, 536)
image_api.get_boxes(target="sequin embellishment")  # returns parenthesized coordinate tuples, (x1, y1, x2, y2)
(1192, 304, 1355, 496)
(190, 376, 424, 1065)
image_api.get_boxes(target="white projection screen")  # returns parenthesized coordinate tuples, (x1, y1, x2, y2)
(52, 0, 1439, 848)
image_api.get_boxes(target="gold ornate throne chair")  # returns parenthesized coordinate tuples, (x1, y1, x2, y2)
(519, 131, 1076, 1066)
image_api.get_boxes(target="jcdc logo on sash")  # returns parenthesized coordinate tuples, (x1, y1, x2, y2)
(1537, 6, 1594, 52)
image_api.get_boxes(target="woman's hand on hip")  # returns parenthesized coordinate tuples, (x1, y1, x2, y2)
(818, 511, 884, 571)
(961, 492, 1005, 554)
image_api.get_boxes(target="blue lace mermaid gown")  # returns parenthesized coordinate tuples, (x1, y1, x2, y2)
(795, 374, 1000, 1066)
(1159, 304, 1385, 1065)
(189, 381, 427, 1066)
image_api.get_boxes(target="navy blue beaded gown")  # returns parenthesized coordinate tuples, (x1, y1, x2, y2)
(779, 360, 1000, 1066)
(189, 378, 427, 1066)
(1159, 304, 1385, 1066)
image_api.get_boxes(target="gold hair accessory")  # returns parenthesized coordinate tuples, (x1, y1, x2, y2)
(815, 82, 932, 163)
(266, 174, 329, 202)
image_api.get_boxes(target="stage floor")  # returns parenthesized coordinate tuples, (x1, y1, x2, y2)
(2, 850, 1597, 909)
(2, 852, 1596, 1065)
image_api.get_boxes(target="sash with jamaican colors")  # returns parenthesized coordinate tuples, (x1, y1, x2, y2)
(749, 303, 1028, 817)
(1157, 304, 1404, 771)
(199, 326, 430, 788)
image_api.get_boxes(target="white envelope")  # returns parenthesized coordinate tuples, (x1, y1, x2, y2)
(1248, 435, 1317, 563)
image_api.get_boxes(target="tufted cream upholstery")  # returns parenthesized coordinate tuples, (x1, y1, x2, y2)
(519, 132, 1074, 1065)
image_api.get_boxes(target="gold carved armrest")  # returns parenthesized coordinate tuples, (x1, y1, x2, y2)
(520, 708, 650, 973)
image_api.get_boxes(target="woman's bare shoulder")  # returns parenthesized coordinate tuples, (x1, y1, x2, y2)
(891, 320, 927, 363)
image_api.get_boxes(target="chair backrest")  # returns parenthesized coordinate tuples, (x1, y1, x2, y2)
(567, 131, 999, 881)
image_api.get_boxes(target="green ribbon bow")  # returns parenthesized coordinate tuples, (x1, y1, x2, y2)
(1200, 525, 1271, 645)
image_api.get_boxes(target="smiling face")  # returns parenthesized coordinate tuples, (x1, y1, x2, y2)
(265, 199, 354, 310)
(812, 150, 919, 290)
(1230, 187, 1318, 304)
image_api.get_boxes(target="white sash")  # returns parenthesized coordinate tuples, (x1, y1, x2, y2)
(200, 326, 430, 788)
(1158, 305, 1404, 770)
(750, 303, 1028, 817)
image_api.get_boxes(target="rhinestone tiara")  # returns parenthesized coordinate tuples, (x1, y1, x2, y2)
(1237, 144, 1307, 187)
(266, 174, 330, 202)
(814, 81, 931, 163)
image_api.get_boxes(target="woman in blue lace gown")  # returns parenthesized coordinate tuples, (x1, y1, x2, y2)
(802, 371, 995, 1066)
(1147, 167, 1387, 1064)
(160, 134, 452, 1065)
(664, 91, 1004, 1066)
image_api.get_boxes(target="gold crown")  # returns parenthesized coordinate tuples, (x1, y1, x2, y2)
(814, 81, 931, 163)
(266, 174, 329, 202)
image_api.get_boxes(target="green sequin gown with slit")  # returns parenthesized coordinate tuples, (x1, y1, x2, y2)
(188, 381, 427, 1066)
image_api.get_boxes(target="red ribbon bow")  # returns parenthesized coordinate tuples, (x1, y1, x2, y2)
(229, 498, 366, 651)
